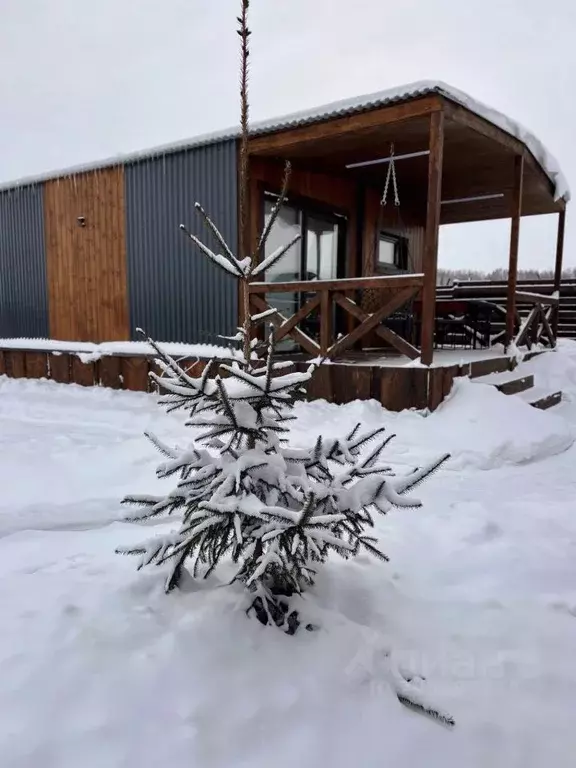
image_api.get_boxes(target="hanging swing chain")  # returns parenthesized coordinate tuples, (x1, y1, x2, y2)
(380, 143, 400, 207)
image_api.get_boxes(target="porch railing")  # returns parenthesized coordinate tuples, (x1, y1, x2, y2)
(248, 274, 424, 359)
(513, 291, 559, 349)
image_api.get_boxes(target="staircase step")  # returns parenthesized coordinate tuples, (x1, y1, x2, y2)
(523, 349, 548, 362)
(518, 388, 563, 410)
(496, 374, 535, 395)
(474, 370, 535, 395)
(468, 356, 513, 378)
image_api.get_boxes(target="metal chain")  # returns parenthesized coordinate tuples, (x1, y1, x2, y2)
(380, 143, 400, 207)
(390, 153, 400, 207)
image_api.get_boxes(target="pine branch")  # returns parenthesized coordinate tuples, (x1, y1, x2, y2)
(251, 232, 302, 278)
(194, 202, 242, 271)
(164, 548, 192, 592)
(396, 694, 455, 728)
(395, 453, 451, 495)
(180, 224, 244, 277)
(254, 160, 292, 263)
(144, 430, 179, 460)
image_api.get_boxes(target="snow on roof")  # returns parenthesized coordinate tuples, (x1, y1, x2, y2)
(0, 80, 569, 201)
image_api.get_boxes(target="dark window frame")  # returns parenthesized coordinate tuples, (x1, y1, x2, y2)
(262, 191, 347, 282)
(375, 230, 409, 274)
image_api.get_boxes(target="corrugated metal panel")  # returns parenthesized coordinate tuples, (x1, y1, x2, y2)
(0, 185, 49, 337)
(125, 139, 238, 344)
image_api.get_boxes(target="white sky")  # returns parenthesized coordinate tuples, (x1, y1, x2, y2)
(1, 0, 574, 269)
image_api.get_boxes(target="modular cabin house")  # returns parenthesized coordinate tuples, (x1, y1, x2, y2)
(0, 81, 569, 409)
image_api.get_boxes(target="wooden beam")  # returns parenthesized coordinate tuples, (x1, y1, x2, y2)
(505, 154, 525, 348)
(370, 324, 420, 360)
(329, 287, 415, 358)
(540, 305, 556, 347)
(552, 209, 566, 339)
(274, 295, 321, 341)
(333, 292, 420, 359)
(515, 304, 538, 347)
(248, 96, 441, 155)
(249, 274, 424, 294)
(320, 289, 332, 356)
(553, 209, 566, 292)
(420, 110, 445, 366)
(515, 290, 559, 305)
(250, 294, 320, 356)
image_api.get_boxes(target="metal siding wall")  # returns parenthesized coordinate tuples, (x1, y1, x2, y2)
(125, 140, 238, 343)
(0, 185, 48, 338)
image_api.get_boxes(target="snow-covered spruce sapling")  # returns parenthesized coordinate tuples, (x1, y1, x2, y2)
(117, 323, 449, 632)
(118, 0, 450, 631)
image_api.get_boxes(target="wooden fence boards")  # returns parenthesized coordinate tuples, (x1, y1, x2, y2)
(25, 352, 48, 379)
(0, 346, 498, 413)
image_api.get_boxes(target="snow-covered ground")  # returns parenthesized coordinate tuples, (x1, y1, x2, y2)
(3, 342, 576, 767)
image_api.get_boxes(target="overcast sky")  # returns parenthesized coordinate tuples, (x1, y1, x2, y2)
(1, 0, 574, 269)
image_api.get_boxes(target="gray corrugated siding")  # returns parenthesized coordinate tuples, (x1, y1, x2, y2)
(0, 186, 48, 338)
(125, 140, 238, 344)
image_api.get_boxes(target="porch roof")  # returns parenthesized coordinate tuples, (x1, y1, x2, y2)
(247, 82, 569, 225)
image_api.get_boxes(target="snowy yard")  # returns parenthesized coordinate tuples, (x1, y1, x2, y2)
(3, 342, 576, 767)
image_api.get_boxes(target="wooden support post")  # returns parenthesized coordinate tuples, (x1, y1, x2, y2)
(505, 154, 525, 349)
(320, 289, 332, 356)
(552, 208, 566, 340)
(420, 110, 445, 366)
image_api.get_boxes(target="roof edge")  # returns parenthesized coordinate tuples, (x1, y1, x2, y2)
(0, 80, 569, 202)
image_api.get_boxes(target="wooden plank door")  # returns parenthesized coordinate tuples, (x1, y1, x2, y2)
(44, 167, 129, 342)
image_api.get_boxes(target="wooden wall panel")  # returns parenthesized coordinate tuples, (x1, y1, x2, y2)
(362, 186, 426, 276)
(44, 167, 129, 342)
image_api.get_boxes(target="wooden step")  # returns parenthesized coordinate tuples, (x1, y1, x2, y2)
(517, 388, 563, 410)
(496, 374, 534, 395)
(473, 370, 535, 395)
(529, 391, 562, 410)
(468, 356, 513, 379)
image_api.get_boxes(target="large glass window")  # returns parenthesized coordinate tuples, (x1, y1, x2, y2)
(263, 197, 342, 284)
(263, 201, 301, 287)
(262, 195, 345, 346)
(306, 213, 339, 282)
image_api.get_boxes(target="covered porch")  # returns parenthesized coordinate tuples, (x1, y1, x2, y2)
(245, 84, 568, 367)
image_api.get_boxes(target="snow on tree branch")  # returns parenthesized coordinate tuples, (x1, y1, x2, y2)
(118, 321, 449, 632)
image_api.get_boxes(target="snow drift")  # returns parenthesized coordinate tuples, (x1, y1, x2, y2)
(2, 343, 576, 766)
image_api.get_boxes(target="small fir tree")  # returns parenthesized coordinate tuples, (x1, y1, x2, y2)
(118, 318, 448, 631)
(117, 0, 449, 632)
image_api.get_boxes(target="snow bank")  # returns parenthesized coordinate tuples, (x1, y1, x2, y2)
(428, 378, 574, 469)
(0, 377, 190, 538)
(522, 341, 576, 404)
(2, 343, 576, 765)
(293, 376, 574, 472)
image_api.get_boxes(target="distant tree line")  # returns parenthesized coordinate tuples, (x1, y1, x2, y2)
(437, 267, 576, 286)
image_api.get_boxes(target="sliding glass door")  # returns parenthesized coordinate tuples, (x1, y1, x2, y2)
(263, 196, 344, 347)
(263, 200, 301, 321)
